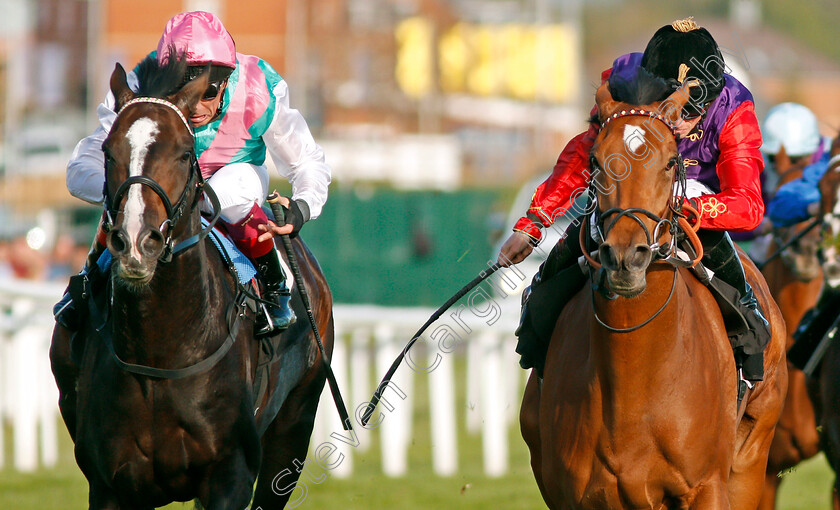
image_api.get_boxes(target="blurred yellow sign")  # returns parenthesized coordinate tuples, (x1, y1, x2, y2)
(395, 17, 435, 98)
(396, 18, 579, 103)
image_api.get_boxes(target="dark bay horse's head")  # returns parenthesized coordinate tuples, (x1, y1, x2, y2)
(589, 74, 696, 297)
(104, 59, 208, 288)
(818, 155, 840, 286)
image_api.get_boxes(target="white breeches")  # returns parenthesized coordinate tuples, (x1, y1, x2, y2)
(200, 163, 270, 224)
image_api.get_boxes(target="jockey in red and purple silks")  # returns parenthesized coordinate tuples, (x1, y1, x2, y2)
(509, 51, 764, 244)
(502, 18, 770, 385)
(59, 11, 329, 336)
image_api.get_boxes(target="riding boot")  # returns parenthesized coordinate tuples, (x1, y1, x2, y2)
(788, 286, 840, 370)
(53, 235, 107, 331)
(700, 231, 770, 382)
(516, 219, 588, 376)
(254, 249, 296, 337)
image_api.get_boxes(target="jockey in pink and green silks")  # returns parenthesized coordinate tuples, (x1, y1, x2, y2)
(62, 11, 330, 335)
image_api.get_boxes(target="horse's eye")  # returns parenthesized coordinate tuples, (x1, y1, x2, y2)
(590, 156, 601, 171)
(181, 151, 192, 162)
(667, 157, 678, 169)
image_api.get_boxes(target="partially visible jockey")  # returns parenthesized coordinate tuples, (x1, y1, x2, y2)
(761, 104, 840, 369)
(498, 18, 770, 384)
(763, 102, 833, 228)
(55, 11, 331, 337)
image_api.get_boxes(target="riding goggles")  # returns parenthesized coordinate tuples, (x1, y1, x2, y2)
(202, 81, 225, 101)
(681, 100, 711, 121)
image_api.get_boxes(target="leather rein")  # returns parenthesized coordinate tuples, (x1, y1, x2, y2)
(580, 108, 705, 333)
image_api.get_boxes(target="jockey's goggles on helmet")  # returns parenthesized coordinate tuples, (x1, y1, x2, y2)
(681, 100, 710, 121)
(202, 81, 225, 101)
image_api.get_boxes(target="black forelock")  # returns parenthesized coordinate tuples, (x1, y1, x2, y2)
(607, 66, 674, 107)
(134, 45, 189, 98)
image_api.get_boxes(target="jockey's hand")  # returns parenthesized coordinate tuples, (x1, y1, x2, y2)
(257, 195, 306, 240)
(498, 231, 534, 267)
(257, 220, 294, 242)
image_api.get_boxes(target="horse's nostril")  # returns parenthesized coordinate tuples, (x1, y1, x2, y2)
(108, 229, 130, 255)
(629, 244, 653, 269)
(139, 228, 165, 258)
(599, 244, 619, 271)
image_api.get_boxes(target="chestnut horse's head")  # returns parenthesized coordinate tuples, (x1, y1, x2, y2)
(589, 70, 697, 297)
(103, 55, 208, 288)
(818, 154, 840, 286)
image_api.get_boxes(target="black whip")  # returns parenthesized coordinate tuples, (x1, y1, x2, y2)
(267, 193, 352, 430)
(755, 216, 821, 271)
(359, 262, 502, 427)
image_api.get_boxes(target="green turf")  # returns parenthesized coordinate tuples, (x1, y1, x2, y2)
(1, 370, 834, 509)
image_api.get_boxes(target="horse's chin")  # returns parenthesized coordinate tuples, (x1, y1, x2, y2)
(823, 261, 840, 288)
(605, 270, 646, 298)
(114, 263, 156, 290)
(792, 264, 821, 282)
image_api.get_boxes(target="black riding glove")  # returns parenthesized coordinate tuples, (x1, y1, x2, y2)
(282, 199, 309, 238)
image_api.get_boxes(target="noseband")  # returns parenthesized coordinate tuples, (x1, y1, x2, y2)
(103, 97, 221, 262)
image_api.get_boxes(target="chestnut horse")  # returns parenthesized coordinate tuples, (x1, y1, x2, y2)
(520, 77, 787, 509)
(807, 150, 840, 509)
(49, 56, 333, 509)
(759, 147, 822, 510)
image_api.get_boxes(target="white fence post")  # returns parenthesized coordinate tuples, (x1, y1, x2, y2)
(350, 327, 372, 454)
(375, 323, 413, 477)
(326, 329, 352, 479)
(428, 345, 457, 476)
(480, 330, 508, 477)
(465, 335, 482, 434)
(11, 300, 42, 472)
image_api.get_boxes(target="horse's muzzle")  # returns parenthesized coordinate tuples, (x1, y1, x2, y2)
(599, 242, 652, 297)
(107, 226, 166, 284)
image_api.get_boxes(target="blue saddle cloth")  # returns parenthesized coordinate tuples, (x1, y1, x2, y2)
(95, 220, 257, 285)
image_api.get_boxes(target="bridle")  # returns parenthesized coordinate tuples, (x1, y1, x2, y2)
(581, 107, 705, 333)
(88, 96, 243, 381)
(103, 97, 221, 263)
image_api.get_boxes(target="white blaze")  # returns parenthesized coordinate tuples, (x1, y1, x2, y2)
(124, 117, 159, 261)
(623, 124, 646, 154)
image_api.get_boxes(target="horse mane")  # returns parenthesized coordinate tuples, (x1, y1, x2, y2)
(134, 45, 189, 98)
(607, 66, 675, 107)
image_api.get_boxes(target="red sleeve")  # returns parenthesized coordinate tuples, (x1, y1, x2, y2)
(513, 124, 598, 242)
(512, 65, 610, 243)
(693, 101, 765, 232)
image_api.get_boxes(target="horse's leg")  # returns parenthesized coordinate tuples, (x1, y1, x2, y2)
(521, 371, 552, 507)
(756, 472, 781, 510)
(88, 477, 126, 510)
(728, 383, 787, 510)
(199, 449, 257, 510)
(251, 366, 326, 509)
(691, 479, 730, 510)
(49, 324, 79, 440)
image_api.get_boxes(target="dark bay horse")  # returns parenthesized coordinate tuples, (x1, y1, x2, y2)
(759, 147, 821, 510)
(49, 57, 333, 509)
(520, 78, 787, 509)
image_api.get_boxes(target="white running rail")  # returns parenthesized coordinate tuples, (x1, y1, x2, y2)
(0, 278, 525, 477)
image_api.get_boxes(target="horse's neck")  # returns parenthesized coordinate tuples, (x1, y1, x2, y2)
(114, 241, 225, 337)
(590, 268, 691, 387)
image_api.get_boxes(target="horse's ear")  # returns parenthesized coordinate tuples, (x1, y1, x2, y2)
(110, 63, 134, 112)
(595, 81, 618, 121)
(170, 68, 210, 119)
(775, 145, 791, 170)
(658, 79, 699, 125)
